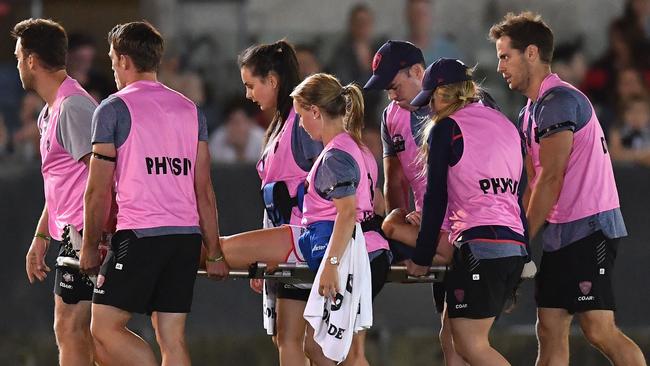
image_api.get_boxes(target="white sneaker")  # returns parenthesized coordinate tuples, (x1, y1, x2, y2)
(521, 260, 537, 279)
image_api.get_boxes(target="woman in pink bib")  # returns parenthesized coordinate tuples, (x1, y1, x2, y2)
(220, 73, 387, 365)
(405, 58, 528, 365)
(226, 40, 322, 366)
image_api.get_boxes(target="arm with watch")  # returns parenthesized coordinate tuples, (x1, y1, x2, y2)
(318, 195, 357, 300)
(26, 204, 52, 283)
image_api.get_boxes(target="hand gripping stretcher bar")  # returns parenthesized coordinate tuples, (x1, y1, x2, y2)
(55, 256, 448, 284)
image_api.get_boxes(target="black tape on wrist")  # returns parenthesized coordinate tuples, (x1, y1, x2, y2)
(92, 152, 117, 162)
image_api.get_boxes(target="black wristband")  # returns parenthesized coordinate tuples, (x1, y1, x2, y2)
(92, 152, 117, 162)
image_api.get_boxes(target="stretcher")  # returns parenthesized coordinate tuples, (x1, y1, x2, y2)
(55, 256, 448, 284)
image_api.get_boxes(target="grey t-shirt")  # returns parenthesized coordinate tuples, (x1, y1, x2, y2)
(314, 148, 360, 200)
(91, 96, 207, 238)
(523, 86, 627, 251)
(39, 94, 95, 161)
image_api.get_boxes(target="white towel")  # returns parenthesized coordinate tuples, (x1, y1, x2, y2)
(261, 211, 277, 335)
(261, 213, 312, 334)
(303, 223, 372, 363)
(262, 279, 278, 335)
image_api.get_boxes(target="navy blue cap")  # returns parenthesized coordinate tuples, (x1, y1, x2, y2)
(411, 58, 472, 107)
(363, 40, 424, 90)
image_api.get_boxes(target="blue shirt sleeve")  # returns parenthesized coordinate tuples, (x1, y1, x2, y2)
(535, 87, 592, 139)
(197, 105, 208, 142)
(292, 114, 323, 171)
(91, 97, 131, 148)
(314, 148, 360, 200)
(412, 117, 456, 266)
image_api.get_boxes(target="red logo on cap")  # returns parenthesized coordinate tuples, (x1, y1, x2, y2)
(372, 53, 382, 72)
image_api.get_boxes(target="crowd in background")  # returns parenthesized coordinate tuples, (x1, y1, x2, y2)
(0, 0, 649, 167)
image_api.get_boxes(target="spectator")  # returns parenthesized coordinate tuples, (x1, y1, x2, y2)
(295, 44, 322, 80)
(552, 38, 588, 89)
(600, 67, 649, 135)
(0, 113, 9, 157)
(616, 67, 649, 102)
(623, 0, 650, 39)
(66, 33, 114, 101)
(609, 95, 650, 166)
(362, 123, 383, 162)
(327, 4, 380, 85)
(583, 19, 650, 107)
(158, 48, 207, 106)
(327, 3, 384, 127)
(208, 97, 264, 164)
(12, 92, 43, 161)
(405, 0, 463, 64)
(13, 92, 43, 160)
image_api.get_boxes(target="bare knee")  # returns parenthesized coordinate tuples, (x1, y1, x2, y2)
(90, 316, 110, 345)
(303, 336, 322, 361)
(581, 320, 616, 350)
(381, 219, 396, 239)
(152, 323, 187, 354)
(54, 316, 89, 346)
(451, 336, 480, 362)
(275, 327, 303, 350)
(536, 317, 568, 345)
(157, 332, 187, 354)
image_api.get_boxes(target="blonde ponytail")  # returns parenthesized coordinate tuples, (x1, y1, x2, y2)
(291, 73, 366, 146)
(417, 80, 482, 176)
(341, 84, 365, 145)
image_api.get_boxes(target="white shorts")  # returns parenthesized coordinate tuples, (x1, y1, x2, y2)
(282, 224, 307, 264)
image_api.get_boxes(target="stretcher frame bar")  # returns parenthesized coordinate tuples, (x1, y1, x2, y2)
(56, 256, 447, 284)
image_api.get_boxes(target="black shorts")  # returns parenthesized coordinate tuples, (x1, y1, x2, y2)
(53, 240, 94, 304)
(92, 230, 202, 314)
(277, 284, 311, 301)
(388, 239, 415, 264)
(370, 250, 390, 300)
(535, 231, 618, 314)
(432, 282, 446, 314)
(446, 245, 525, 319)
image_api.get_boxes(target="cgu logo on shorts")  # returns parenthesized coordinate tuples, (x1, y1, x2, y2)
(454, 289, 468, 309)
(62, 273, 74, 283)
(94, 275, 106, 295)
(577, 281, 594, 301)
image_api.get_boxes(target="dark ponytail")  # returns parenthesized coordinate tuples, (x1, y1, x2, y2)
(238, 39, 300, 145)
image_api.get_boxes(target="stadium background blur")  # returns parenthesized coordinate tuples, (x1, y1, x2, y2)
(1, 0, 649, 364)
